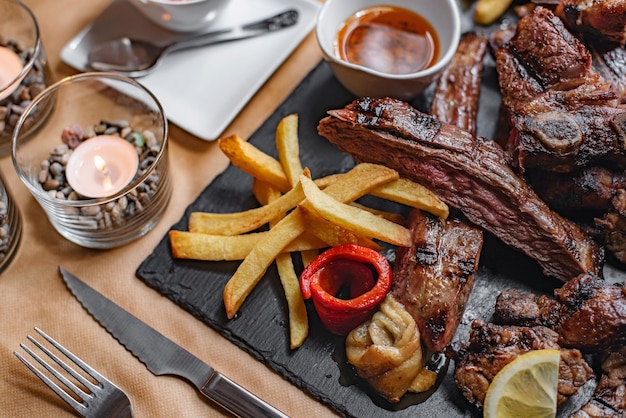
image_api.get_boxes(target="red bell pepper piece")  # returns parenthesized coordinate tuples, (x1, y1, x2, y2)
(299, 244, 392, 335)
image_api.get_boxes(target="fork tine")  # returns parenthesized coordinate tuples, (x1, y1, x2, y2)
(13, 347, 88, 416)
(32, 327, 103, 392)
(23, 335, 96, 402)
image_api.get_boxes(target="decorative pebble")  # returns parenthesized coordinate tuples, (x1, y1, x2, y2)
(0, 39, 51, 152)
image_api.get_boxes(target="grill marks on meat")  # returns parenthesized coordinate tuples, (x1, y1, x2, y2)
(447, 320, 593, 409)
(317, 97, 603, 281)
(390, 33, 485, 354)
(572, 346, 626, 418)
(430, 33, 488, 136)
(493, 274, 626, 352)
(392, 210, 483, 353)
(496, 7, 626, 174)
(557, 0, 626, 45)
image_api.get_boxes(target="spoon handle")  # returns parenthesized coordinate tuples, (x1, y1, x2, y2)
(166, 9, 299, 54)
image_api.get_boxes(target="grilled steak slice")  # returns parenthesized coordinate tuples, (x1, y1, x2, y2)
(447, 320, 593, 409)
(571, 346, 626, 418)
(392, 210, 483, 353)
(493, 273, 626, 352)
(317, 97, 603, 281)
(557, 0, 626, 45)
(430, 32, 488, 136)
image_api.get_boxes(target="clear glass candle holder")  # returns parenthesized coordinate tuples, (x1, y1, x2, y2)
(0, 0, 54, 155)
(0, 169, 21, 272)
(12, 72, 172, 249)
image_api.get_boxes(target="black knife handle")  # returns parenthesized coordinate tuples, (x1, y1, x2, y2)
(201, 371, 289, 418)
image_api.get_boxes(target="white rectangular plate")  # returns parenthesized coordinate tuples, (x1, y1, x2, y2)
(61, 0, 320, 141)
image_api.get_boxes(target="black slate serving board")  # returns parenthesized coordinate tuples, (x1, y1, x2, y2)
(136, 6, 625, 417)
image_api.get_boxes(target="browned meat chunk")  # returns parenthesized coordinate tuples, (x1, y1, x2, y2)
(430, 32, 488, 136)
(496, 7, 626, 174)
(526, 166, 626, 215)
(571, 346, 626, 417)
(596, 188, 626, 264)
(317, 97, 603, 281)
(447, 320, 594, 409)
(493, 273, 626, 352)
(557, 0, 626, 45)
(392, 210, 483, 353)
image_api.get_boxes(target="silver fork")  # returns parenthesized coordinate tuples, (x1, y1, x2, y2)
(14, 327, 134, 418)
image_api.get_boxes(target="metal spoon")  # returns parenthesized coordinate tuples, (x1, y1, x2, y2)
(87, 9, 299, 78)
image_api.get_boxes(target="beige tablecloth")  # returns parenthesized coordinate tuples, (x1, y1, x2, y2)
(0, 1, 336, 416)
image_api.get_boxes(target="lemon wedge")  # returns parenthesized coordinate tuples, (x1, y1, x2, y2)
(484, 349, 560, 418)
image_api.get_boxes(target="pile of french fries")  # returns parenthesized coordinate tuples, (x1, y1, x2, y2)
(169, 114, 449, 349)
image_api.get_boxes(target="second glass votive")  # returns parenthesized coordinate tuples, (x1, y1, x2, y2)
(0, 169, 21, 271)
(0, 0, 54, 155)
(12, 72, 172, 249)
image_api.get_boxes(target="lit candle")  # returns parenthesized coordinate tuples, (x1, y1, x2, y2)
(65, 135, 139, 198)
(0, 46, 24, 100)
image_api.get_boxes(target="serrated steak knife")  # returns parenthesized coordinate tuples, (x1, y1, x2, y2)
(59, 266, 288, 418)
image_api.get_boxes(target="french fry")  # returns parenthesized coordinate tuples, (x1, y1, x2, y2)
(188, 180, 305, 235)
(317, 173, 448, 219)
(299, 175, 412, 247)
(370, 178, 449, 219)
(170, 230, 328, 261)
(299, 206, 382, 251)
(275, 113, 303, 187)
(223, 210, 307, 319)
(275, 252, 308, 349)
(219, 134, 291, 192)
(350, 202, 406, 225)
(248, 176, 308, 349)
(223, 163, 400, 319)
(474, 0, 513, 25)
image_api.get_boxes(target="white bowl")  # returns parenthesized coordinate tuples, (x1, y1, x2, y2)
(129, 0, 230, 33)
(316, 0, 461, 100)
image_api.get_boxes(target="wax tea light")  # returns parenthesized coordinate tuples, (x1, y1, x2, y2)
(0, 46, 24, 98)
(66, 135, 139, 198)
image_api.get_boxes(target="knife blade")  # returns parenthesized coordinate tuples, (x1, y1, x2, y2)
(59, 266, 288, 418)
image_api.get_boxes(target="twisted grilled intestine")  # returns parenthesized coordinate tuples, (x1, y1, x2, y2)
(345, 294, 437, 402)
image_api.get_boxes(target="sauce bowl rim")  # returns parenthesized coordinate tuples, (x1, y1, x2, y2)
(316, 0, 461, 81)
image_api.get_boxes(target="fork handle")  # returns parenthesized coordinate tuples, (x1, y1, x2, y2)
(201, 371, 288, 418)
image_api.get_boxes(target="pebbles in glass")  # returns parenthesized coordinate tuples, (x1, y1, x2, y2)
(0, 0, 54, 155)
(0, 171, 21, 272)
(12, 73, 172, 249)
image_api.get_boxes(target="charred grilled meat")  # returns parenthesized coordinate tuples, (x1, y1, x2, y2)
(430, 32, 488, 136)
(496, 7, 626, 174)
(447, 320, 594, 409)
(392, 210, 483, 353)
(493, 273, 626, 352)
(525, 166, 626, 216)
(598, 191, 626, 263)
(571, 346, 626, 418)
(556, 0, 626, 45)
(390, 33, 486, 354)
(317, 97, 603, 281)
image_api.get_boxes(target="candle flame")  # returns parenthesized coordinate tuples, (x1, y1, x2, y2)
(93, 155, 113, 190)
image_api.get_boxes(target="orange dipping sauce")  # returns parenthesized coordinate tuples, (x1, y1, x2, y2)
(334, 5, 440, 75)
